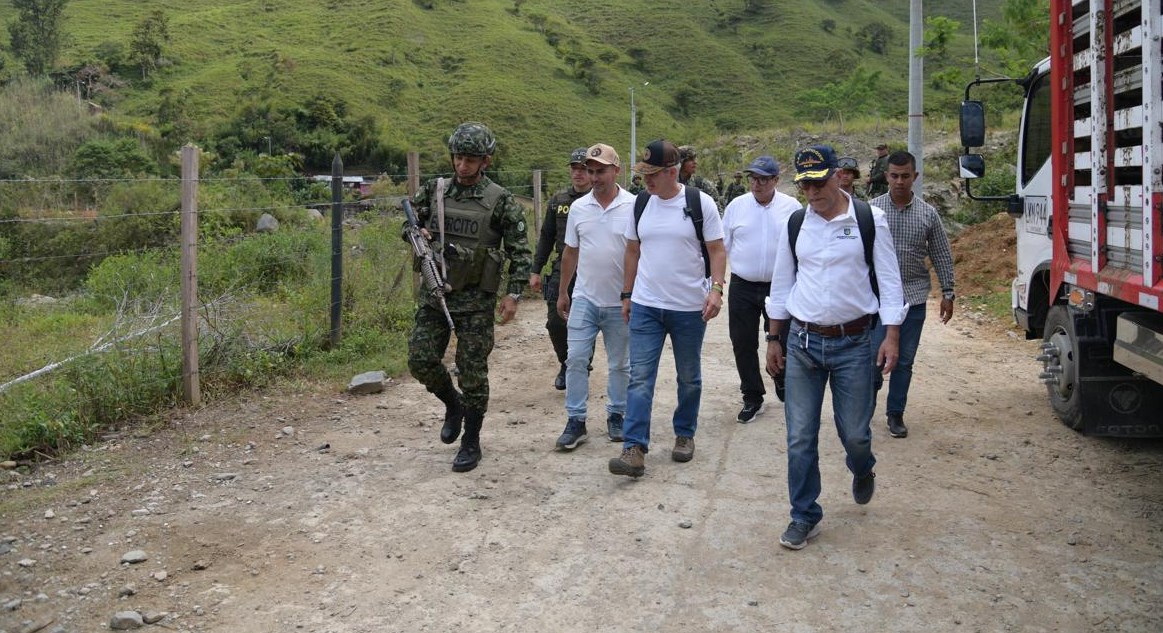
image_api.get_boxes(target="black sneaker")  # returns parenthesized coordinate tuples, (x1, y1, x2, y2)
(606, 412, 624, 442)
(779, 520, 821, 550)
(553, 365, 567, 391)
(853, 471, 876, 505)
(736, 402, 764, 423)
(887, 413, 908, 438)
(555, 417, 588, 450)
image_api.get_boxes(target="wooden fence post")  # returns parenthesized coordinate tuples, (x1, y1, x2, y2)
(407, 152, 420, 199)
(180, 145, 201, 407)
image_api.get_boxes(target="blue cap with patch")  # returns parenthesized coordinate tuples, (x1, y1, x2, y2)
(793, 145, 838, 183)
(744, 155, 780, 177)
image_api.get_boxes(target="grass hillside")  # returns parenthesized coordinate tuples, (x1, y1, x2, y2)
(0, 0, 1005, 174)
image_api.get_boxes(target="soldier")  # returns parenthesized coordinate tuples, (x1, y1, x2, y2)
(866, 143, 889, 198)
(530, 148, 592, 390)
(406, 122, 532, 473)
(836, 156, 862, 199)
(722, 170, 747, 206)
(677, 146, 721, 211)
(628, 174, 644, 194)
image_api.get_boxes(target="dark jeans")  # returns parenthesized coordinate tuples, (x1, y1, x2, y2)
(728, 274, 772, 406)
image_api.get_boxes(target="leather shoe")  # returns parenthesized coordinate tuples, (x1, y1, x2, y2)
(887, 413, 908, 438)
(554, 365, 566, 391)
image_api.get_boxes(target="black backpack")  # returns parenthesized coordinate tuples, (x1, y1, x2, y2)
(787, 198, 878, 298)
(633, 186, 711, 279)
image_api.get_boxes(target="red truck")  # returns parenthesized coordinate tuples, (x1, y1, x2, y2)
(960, 0, 1163, 435)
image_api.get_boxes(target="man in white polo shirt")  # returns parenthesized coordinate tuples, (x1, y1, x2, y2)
(608, 139, 727, 478)
(722, 155, 802, 423)
(554, 143, 636, 449)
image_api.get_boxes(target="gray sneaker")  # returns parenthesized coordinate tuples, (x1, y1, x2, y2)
(672, 436, 695, 462)
(779, 520, 821, 550)
(606, 412, 624, 442)
(555, 417, 588, 451)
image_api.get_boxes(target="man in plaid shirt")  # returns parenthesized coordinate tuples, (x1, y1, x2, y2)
(868, 150, 955, 439)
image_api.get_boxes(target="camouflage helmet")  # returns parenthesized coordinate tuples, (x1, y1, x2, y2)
(678, 145, 697, 161)
(569, 147, 588, 165)
(447, 122, 496, 156)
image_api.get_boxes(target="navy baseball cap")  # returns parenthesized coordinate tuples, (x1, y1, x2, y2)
(744, 155, 780, 177)
(793, 145, 838, 183)
(569, 147, 588, 165)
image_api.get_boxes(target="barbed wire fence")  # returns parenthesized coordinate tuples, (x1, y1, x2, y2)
(0, 146, 562, 438)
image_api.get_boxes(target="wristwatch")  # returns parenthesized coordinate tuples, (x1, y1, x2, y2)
(765, 333, 782, 342)
(942, 290, 955, 301)
(507, 293, 522, 302)
(620, 291, 633, 300)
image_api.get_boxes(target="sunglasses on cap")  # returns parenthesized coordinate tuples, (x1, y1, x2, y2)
(837, 157, 859, 170)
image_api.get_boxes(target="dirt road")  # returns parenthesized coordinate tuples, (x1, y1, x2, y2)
(3, 298, 1162, 633)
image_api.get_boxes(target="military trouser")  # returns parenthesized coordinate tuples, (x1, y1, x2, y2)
(408, 303, 495, 413)
(545, 301, 568, 364)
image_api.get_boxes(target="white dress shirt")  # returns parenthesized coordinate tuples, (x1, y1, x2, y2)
(722, 190, 802, 282)
(766, 195, 907, 327)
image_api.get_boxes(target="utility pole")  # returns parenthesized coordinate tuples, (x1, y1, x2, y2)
(908, 0, 924, 194)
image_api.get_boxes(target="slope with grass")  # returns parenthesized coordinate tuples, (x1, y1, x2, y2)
(0, 0, 1006, 172)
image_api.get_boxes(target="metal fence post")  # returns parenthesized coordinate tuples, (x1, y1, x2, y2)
(330, 153, 343, 348)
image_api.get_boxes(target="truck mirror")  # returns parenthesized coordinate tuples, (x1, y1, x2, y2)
(959, 154, 985, 179)
(960, 100, 986, 147)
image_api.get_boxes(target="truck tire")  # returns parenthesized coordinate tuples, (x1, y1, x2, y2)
(1041, 305, 1084, 430)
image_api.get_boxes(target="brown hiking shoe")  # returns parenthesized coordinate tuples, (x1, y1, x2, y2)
(608, 445, 645, 478)
(672, 436, 695, 462)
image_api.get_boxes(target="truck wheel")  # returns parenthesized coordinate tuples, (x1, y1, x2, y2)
(1041, 305, 1084, 430)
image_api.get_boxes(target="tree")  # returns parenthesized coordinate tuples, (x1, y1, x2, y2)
(6, 0, 70, 77)
(795, 66, 882, 131)
(129, 10, 170, 79)
(854, 21, 893, 55)
(982, 0, 1050, 77)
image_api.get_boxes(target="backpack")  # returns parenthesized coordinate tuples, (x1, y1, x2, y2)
(633, 186, 711, 279)
(787, 198, 878, 298)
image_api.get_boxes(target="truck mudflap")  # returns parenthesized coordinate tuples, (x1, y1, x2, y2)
(1076, 374, 1163, 437)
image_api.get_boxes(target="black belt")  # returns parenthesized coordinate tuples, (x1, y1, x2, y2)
(794, 314, 874, 337)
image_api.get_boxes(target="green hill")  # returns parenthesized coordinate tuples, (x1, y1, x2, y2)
(0, 0, 1007, 175)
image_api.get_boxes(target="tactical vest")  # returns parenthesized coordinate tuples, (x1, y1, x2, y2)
(424, 182, 506, 293)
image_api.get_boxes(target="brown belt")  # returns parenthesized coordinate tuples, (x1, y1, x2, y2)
(794, 314, 874, 337)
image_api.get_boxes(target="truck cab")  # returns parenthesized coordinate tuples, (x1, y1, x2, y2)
(959, 0, 1163, 436)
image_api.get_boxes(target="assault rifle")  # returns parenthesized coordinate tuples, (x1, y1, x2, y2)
(402, 199, 454, 331)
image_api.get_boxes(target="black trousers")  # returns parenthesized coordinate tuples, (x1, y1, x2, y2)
(728, 274, 773, 405)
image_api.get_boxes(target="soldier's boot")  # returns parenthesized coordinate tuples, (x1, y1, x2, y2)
(452, 410, 484, 473)
(436, 387, 464, 445)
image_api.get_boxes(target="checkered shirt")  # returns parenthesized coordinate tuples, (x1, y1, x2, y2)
(868, 193, 955, 306)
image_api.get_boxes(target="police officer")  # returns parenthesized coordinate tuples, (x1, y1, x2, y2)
(407, 122, 532, 473)
(529, 148, 591, 390)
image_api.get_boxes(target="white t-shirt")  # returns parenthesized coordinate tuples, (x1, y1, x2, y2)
(624, 186, 725, 312)
(564, 187, 635, 307)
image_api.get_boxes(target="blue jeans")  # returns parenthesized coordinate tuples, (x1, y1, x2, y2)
(785, 321, 877, 525)
(622, 303, 707, 452)
(871, 303, 926, 415)
(564, 297, 629, 419)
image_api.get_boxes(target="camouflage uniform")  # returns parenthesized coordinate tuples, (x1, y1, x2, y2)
(723, 179, 747, 206)
(407, 175, 531, 414)
(868, 153, 889, 198)
(680, 173, 721, 208)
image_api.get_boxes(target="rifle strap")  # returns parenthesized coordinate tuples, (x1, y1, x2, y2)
(435, 177, 448, 283)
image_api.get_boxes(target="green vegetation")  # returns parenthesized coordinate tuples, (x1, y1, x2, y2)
(0, 0, 1050, 459)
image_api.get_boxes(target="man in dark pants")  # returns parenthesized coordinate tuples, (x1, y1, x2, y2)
(407, 122, 531, 473)
(721, 156, 801, 422)
(529, 148, 591, 390)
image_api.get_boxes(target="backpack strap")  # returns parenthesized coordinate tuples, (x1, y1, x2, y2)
(633, 187, 711, 279)
(853, 198, 878, 299)
(788, 202, 878, 298)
